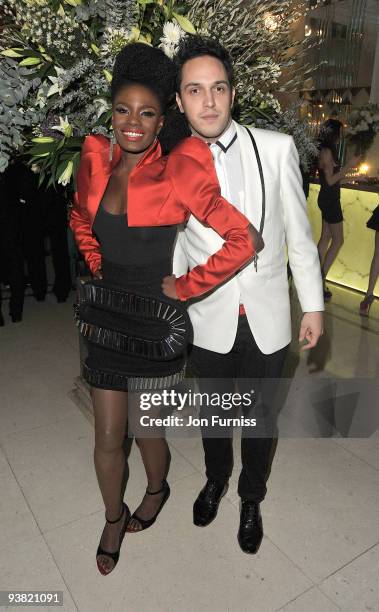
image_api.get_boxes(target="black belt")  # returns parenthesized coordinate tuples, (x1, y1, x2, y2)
(74, 278, 193, 361)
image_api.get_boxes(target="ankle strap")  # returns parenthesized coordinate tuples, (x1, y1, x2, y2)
(105, 502, 125, 524)
(146, 480, 167, 495)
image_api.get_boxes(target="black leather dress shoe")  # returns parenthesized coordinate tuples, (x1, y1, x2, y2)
(193, 479, 228, 527)
(238, 501, 263, 554)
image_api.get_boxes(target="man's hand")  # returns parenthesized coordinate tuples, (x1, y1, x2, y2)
(162, 275, 178, 299)
(299, 312, 324, 351)
(248, 224, 264, 254)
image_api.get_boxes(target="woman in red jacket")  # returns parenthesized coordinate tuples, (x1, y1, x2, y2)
(70, 43, 261, 575)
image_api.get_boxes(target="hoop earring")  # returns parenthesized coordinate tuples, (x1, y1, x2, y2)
(109, 130, 116, 161)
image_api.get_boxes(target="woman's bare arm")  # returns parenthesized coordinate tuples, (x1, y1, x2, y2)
(319, 148, 361, 186)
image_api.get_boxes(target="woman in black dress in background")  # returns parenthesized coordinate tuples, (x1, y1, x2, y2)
(360, 205, 379, 315)
(317, 119, 361, 300)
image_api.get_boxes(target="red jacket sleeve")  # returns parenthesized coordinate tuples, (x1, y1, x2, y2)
(69, 136, 101, 275)
(167, 138, 255, 301)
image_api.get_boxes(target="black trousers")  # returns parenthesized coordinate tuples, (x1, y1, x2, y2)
(0, 200, 25, 318)
(189, 315, 288, 502)
(22, 197, 71, 301)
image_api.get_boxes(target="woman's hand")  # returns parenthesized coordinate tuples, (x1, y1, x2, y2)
(93, 267, 103, 280)
(344, 155, 362, 170)
(162, 275, 178, 299)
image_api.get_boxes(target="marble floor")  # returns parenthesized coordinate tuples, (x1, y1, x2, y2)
(0, 283, 378, 612)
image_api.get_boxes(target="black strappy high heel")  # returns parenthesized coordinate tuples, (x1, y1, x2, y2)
(126, 480, 170, 532)
(96, 501, 130, 575)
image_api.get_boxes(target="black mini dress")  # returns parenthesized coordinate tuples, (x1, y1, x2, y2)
(318, 164, 343, 224)
(367, 205, 379, 231)
(81, 201, 186, 392)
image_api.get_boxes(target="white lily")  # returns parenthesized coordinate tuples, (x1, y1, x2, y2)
(47, 68, 65, 97)
(94, 98, 111, 119)
(58, 160, 74, 186)
(51, 116, 73, 137)
(36, 86, 48, 109)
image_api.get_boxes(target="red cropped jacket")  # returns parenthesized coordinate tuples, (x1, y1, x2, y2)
(70, 134, 254, 301)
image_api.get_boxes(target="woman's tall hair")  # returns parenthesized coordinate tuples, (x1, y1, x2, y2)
(111, 42, 190, 153)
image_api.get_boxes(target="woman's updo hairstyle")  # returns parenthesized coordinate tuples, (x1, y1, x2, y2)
(111, 42, 191, 152)
(111, 42, 176, 112)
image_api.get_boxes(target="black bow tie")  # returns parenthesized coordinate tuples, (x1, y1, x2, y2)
(207, 133, 237, 153)
(215, 133, 238, 153)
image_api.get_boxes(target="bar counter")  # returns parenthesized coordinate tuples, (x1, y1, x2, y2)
(307, 182, 379, 297)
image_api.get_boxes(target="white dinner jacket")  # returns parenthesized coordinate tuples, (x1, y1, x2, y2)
(172, 121, 324, 355)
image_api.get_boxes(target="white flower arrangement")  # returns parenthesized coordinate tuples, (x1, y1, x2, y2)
(346, 104, 379, 154)
(0, 0, 318, 184)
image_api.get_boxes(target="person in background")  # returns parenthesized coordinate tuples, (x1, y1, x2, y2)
(359, 204, 379, 315)
(18, 163, 72, 304)
(316, 119, 361, 301)
(0, 160, 26, 323)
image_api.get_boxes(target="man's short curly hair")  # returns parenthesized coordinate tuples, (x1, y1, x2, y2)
(111, 43, 176, 111)
(175, 35, 234, 92)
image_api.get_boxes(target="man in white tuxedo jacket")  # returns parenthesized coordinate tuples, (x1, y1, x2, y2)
(171, 36, 324, 554)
